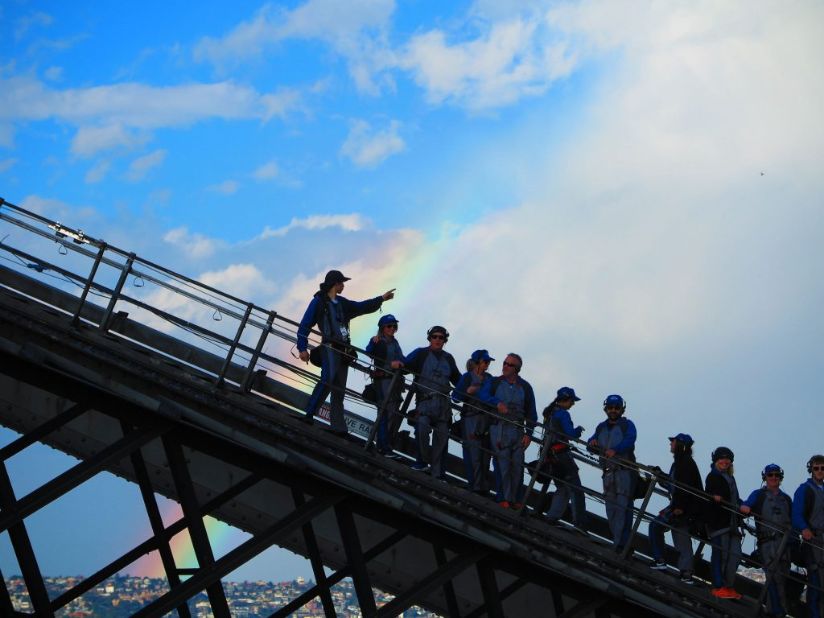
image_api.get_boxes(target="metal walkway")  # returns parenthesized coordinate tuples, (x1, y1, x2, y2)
(0, 198, 793, 617)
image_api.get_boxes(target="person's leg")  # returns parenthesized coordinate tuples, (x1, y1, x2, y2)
(709, 535, 724, 589)
(672, 522, 694, 574)
(415, 413, 433, 467)
(510, 434, 525, 505)
(304, 346, 336, 418)
(463, 415, 479, 488)
(724, 533, 742, 589)
(490, 425, 509, 503)
(648, 512, 669, 562)
(430, 411, 449, 478)
(328, 353, 349, 433)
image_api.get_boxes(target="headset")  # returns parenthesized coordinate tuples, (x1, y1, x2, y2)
(807, 454, 824, 473)
(602, 394, 626, 413)
(427, 325, 449, 342)
(761, 463, 784, 481)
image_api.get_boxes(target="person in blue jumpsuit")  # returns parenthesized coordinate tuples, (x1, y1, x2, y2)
(365, 314, 404, 455)
(297, 269, 395, 435)
(648, 433, 703, 584)
(587, 394, 637, 552)
(452, 349, 495, 494)
(403, 326, 461, 478)
(704, 446, 744, 600)
(479, 353, 537, 508)
(740, 463, 795, 617)
(543, 387, 586, 528)
(792, 454, 824, 618)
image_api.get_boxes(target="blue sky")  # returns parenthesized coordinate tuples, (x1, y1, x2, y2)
(2, 0, 824, 586)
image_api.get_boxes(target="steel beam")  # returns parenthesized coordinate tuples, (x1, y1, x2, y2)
(0, 402, 88, 462)
(0, 423, 167, 533)
(376, 549, 488, 618)
(334, 501, 377, 617)
(132, 493, 342, 618)
(476, 557, 504, 618)
(269, 529, 408, 618)
(292, 488, 336, 617)
(434, 545, 461, 618)
(126, 422, 191, 618)
(162, 435, 231, 618)
(48, 472, 262, 612)
(559, 597, 609, 618)
(0, 462, 51, 616)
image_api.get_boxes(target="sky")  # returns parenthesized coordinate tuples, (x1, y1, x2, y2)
(2, 0, 824, 588)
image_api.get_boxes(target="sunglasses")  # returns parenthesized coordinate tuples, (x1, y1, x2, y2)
(813, 465, 824, 472)
(605, 406, 623, 411)
(765, 472, 782, 478)
(384, 324, 398, 329)
(429, 334, 445, 340)
(502, 361, 519, 368)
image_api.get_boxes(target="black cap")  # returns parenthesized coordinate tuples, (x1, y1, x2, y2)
(324, 270, 350, 285)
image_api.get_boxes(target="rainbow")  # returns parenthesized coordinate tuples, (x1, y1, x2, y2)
(126, 502, 242, 579)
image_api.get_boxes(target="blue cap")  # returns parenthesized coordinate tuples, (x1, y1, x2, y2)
(762, 463, 784, 478)
(668, 433, 694, 446)
(471, 349, 495, 363)
(603, 394, 625, 408)
(557, 386, 580, 401)
(378, 314, 398, 327)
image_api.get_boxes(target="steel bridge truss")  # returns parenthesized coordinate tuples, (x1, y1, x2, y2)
(1, 346, 653, 618)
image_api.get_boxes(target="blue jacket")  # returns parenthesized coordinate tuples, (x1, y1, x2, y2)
(587, 417, 637, 457)
(792, 479, 824, 532)
(297, 293, 384, 352)
(403, 347, 461, 384)
(478, 375, 538, 437)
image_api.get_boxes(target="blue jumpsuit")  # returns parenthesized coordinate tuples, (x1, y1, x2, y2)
(793, 478, 824, 618)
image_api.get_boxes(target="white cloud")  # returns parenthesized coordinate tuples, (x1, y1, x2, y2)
(399, 14, 576, 110)
(252, 160, 279, 180)
(71, 124, 150, 157)
(259, 214, 367, 238)
(125, 149, 167, 181)
(194, 0, 395, 93)
(340, 119, 405, 168)
(163, 227, 220, 259)
(0, 158, 17, 173)
(208, 179, 239, 195)
(0, 77, 303, 155)
(84, 159, 110, 184)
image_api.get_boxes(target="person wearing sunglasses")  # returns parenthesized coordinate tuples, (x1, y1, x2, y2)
(365, 314, 405, 456)
(297, 270, 396, 436)
(740, 464, 794, 617)
(704, 446, 744, 600)
(402, 326, 461, 478)
(587, 394, 637, 553)
(478, 353, 537, 508)
(792, 454, 824, 618)
(452, 349, 496, 495)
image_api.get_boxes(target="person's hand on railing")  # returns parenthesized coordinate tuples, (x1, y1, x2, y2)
(299, 350, 309, 363)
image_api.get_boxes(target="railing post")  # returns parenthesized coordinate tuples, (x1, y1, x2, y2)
(71, 242, 107, 327)
(99, 252, 135, 332)
(242, 310, 277, 393)
(621, 471, 658, 559)
(216, 303, 253, 387)
(364, 370, 401, 451)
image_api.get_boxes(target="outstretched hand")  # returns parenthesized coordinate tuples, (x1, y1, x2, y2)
(382, 288, 396, 301)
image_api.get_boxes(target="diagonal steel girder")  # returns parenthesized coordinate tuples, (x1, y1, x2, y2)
(132, 493, 343, 617)
(376, 548, 489, 618)
(0, 422, 168, 533)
